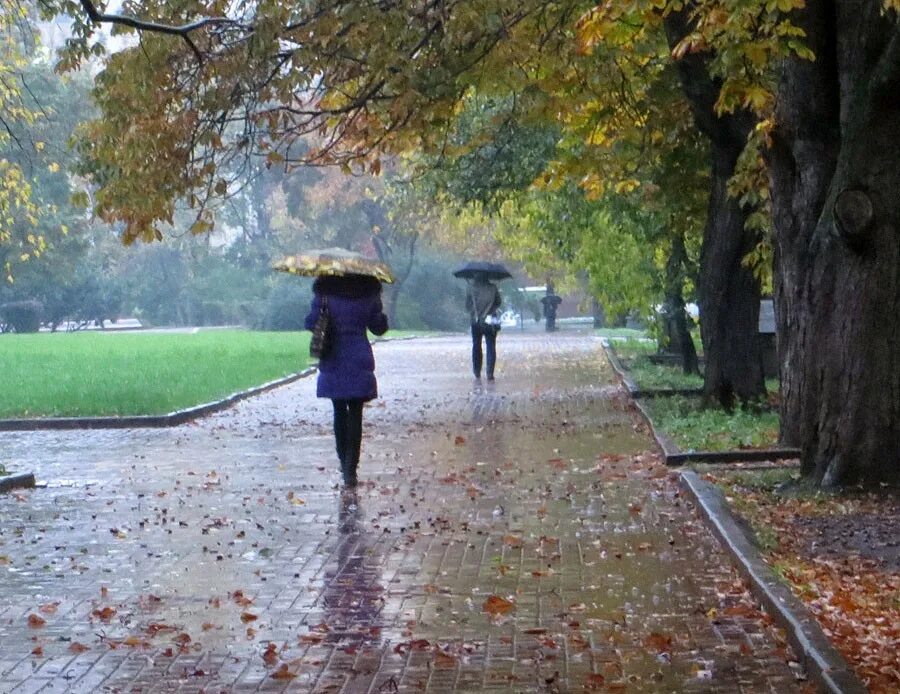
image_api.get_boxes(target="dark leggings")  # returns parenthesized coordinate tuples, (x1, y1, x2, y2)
(332, 399, 364, 467)
(471, 322, 497, 378)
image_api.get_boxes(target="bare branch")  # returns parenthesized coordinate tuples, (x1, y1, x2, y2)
(78, 0, 244, 61)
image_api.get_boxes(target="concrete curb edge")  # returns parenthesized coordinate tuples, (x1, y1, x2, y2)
(678, 470, 868, 694)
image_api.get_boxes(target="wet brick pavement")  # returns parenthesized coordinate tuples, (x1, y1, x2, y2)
(0, 332, 805, 692)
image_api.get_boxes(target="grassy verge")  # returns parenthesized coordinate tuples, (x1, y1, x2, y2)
(706, 468, 900, 692)
(610, 338, 704, 390)
(610, 339, 780, 394)
(629, 361, 704, 389)
(643, 396, 780, 451)
(0, 330, 310, 418)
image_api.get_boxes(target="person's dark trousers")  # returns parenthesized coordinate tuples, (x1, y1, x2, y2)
(470, 322, 497, 380)
(546, 314, 556, 332)
(332, 398, 364, 486)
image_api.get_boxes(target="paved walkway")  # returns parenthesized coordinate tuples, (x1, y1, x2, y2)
(0, 333, 804, 693)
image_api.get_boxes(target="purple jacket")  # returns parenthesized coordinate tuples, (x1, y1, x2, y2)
(305, 292, 388, 401)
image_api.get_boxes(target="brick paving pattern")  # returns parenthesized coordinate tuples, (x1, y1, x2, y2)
(0, 332, 804, 692)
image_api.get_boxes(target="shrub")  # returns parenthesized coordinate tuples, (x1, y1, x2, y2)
(0, 300, 43, 333)
(261, 282, 311, 331)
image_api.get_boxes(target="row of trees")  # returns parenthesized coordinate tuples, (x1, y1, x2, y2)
(0, 36, 481, 333)
(4, 0, 897, 486)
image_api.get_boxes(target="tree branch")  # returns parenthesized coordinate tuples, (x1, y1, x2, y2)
(78, 0, 244, 61)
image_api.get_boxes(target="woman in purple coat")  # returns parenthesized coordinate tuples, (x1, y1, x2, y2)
(305, 274, 389, 487)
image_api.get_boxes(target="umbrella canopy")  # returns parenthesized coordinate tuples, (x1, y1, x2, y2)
(273, 247, 395, 283)
(452, 261, 512, 281)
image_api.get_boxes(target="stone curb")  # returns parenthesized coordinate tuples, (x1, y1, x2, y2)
(679, 470, 868, 694)
(370, 335, 426, 344)
(0, 472, 36, 493)
(603, 341, 801, 466)
(0, 368, 317, 431)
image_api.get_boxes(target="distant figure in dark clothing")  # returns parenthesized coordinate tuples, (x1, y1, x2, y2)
(465, 272, 502, 380)
(541, 285, 562, 332)
(305, 275, 388, 487)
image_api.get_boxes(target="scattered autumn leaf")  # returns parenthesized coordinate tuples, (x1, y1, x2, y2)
(262, 642, 279, 666)
(644, 632, 673, 652)
(482, 595, 515, 616)
(27, 614, 46, 628)
(434, 650, 458, 668)
(92, 606, 117, 622)
(271, 664, 296, 680)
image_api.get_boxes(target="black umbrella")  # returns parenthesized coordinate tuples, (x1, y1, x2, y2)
(452, 261, 512, 281)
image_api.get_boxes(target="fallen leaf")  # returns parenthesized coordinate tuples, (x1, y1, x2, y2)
(31, 645, 43, 657)
(586, 673, 605, 689)
(262, 642, 279, 666)
(232, 590, 253, 607)
(39, 602, 60, 615)
(27, 614, 46, 628)
(241, 612, 258, 623)
(92, 606, 116, 622)
(482, 595, 515, 616)
(146, 622, 176, 637)
(68, 642, 89, 654)
(434, 650, 458, 668)
(271, 664, 296, 680)
(644, 632, 673, 652)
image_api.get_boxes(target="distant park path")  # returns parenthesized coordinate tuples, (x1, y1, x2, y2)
(0, 332, 802, 692)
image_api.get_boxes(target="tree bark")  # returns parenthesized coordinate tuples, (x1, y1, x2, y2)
(770, 0, 900, 486)
(664, 11, 766, 408)
(661, 232, 700, 375)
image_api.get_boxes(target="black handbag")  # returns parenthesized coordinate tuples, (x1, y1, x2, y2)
(309, 296, 332, 359)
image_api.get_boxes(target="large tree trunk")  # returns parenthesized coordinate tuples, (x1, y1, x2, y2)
(661, 232, 700, 375)
(699, 139, 765, 407)
(770, 0, 900, 486)
(664, 11, 766, 408)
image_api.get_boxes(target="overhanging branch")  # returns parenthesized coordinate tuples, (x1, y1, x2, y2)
(78, 0, 245, 61)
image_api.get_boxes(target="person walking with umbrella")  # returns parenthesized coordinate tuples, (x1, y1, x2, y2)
(541, 282, 562, 332)
(454, 262, 510, 381)
(275, 249, 393, 488)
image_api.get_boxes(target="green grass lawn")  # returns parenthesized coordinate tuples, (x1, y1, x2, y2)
(0, 330, 311, 418)
(629, 361, 705, 389)
(644, 396, 780, 452)
(608, 338, 704, 390)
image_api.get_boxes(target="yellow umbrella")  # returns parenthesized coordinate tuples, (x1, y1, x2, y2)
(273, 247, 395, 284)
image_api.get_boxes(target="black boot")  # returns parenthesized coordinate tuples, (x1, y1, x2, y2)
(343, 459, 358, 488)
(343, 400, 363, 487)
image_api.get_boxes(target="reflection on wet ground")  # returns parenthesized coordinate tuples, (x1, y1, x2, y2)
(0, 333, 802, 692)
